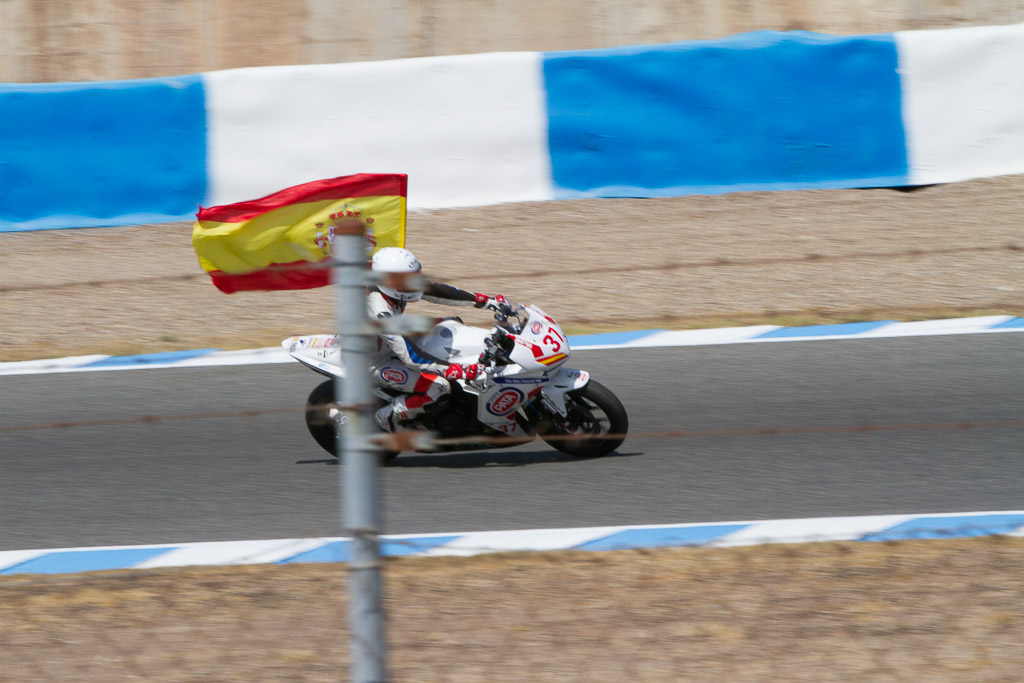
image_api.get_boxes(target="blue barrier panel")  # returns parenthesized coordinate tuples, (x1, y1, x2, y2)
(0, 76, 206, 231)
(543, 30, 909, 199)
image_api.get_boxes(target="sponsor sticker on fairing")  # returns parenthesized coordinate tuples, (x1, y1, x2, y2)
(486, 388, 525, 416)
(494, 376, 548, 384)
(531, 321, 543, 334)
(380, 367, 408, 384)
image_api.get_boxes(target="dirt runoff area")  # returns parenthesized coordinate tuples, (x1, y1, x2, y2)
(1, 175, 1023, 361)
(2, 537, 1024, 681)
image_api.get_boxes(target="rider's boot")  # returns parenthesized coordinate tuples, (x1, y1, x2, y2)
(374, 403, 396, 432)
(374, 398, 412, 433)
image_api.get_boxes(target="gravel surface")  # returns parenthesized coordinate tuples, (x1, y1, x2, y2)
(2, 175, 1022, 360)
(3, 539, 1023, 681)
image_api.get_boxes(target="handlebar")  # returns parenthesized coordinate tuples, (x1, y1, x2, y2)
(476, 301, 524, 369)
(480, 328, 514, 368)
(491, 301, 516, 323)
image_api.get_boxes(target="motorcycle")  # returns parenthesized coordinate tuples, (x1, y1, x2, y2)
(283, 302, 628, 463)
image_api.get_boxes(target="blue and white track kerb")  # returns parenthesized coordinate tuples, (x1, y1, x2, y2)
(1, 315, 1021, 377)
(2, 511, 1023, 576)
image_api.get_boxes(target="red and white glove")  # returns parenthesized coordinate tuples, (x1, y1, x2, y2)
(444, 363, 481, 381)
(473, 293, 506, 311)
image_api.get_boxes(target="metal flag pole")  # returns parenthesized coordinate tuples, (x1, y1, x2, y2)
(332, 219, 387, 682)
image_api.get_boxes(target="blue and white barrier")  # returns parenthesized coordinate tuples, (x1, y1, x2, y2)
(2, 511, 1022, 576)
(2, 22, 1024, 231)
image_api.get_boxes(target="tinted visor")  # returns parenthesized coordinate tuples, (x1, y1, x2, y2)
(380, 272, 422, 294)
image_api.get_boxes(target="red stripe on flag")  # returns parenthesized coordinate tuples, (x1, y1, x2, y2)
(207, 260, 331, 293)
(198, 173, 407, 223)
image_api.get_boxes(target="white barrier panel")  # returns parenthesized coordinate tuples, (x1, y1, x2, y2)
(203, 52, 552, 210)
(897, 22, 1024, 186)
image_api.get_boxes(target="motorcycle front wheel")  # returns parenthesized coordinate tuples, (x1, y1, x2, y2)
(306, 380, 400, 463)
(531, 380, 628, 457)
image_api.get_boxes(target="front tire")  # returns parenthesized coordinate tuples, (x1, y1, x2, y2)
(533, 380, 628, 457)
(305, 380, 400, 463)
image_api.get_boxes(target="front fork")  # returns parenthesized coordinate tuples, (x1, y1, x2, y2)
(537, 367, 591, 417)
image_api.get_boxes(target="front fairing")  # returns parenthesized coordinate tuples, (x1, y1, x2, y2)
(502, 305, 571, 372)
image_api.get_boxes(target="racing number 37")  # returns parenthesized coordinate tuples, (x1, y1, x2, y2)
(542, 327, 566, 353)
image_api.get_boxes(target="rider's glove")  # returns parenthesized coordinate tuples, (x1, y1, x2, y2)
(473, 293, 506, 311)
(443, 363, 481, 381)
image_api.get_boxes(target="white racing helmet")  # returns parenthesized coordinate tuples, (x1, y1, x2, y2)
(372, 247, 423, 302)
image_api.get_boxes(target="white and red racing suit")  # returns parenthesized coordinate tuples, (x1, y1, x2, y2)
(369, 282, 501, 423)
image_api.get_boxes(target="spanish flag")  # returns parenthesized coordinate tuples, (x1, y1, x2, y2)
(193, 173, 407, 293)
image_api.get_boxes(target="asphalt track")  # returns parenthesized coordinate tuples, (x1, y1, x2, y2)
(1, 334, 1022, 551)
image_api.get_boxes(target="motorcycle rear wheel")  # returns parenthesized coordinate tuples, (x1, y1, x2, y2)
(306, 379, 400, 463)
(533, 380, 628, 457)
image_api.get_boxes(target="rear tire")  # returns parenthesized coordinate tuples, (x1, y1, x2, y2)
(306, 380, 400, 463)
(533, 380, 628, 457)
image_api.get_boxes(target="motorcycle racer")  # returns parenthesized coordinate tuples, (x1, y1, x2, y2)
(369, 247, 505, 432)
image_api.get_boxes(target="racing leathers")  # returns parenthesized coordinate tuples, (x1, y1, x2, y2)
(370, 282, 503, 429)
